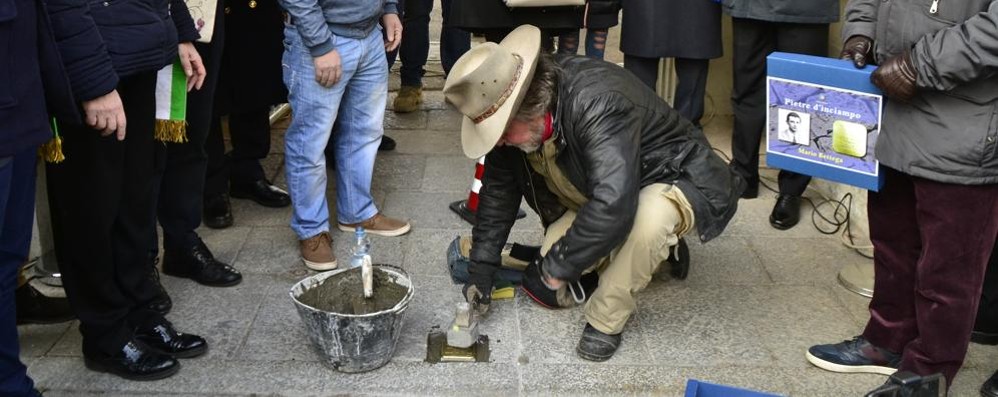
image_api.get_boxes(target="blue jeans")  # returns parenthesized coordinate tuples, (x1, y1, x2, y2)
(397, 0, 469, 85)
(283, 25, 387, 239)
(0, 148, 38, 396)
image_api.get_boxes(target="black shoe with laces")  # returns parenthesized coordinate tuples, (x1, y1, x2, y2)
(379, 136, 396, 151)
(769, 194, 802, 230)
(806, 336, 900, 375)
(982, 369, 998, 397)
(203, 194, 234, 229)
(230, 179, 290, 208)
(134, 319, 208, 359)
(15, 283, 75, 325)
(162, 239, 242, 287)
(146, 258, 172, 315)
(83, 339, 179, 381)
(576, 323, 622, 362)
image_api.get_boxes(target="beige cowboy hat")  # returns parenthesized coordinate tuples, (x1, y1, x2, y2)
(443, 25, 542, 159)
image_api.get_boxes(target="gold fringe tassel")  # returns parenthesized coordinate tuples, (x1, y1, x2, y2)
(154, 119, 189, 143)
(39, 135, 66, 163)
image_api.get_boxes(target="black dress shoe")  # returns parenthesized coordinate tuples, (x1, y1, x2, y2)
(15, 283, 75, 325)
(379, 135, 396, 151)
(667, 238, 691, 280)
(769, 194, 802, 230)
(203, 194, 233, 229)
(83, 339, 179, 381)
(230, 179, 290, 208)
(982, 369, 998, 397)
(162, 239, 242, 287)
(576, 323, 622, 362)
(146, 259, 172, 315)
(135, 319, 207, 359)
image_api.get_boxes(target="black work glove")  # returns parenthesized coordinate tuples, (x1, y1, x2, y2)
(462, 261, 496, 315)
(871, 50, 918, 102)
(840, 35, 874, 68)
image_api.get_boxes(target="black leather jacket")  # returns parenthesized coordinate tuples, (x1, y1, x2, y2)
(470, 56, 745, 282)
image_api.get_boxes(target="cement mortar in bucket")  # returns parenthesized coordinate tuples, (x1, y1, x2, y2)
(290, 265, 414, 373)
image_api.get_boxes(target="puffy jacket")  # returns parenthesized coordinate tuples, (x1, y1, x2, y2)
(842, 0, 998, 184)
(44, 0, 198, 102)
(1, 0, 77, 157)
(470, 56, 745, 281)
(721, 0, 839, 24)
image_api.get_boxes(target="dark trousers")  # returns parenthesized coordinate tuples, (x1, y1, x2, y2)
(624, 55, 710, 127)
(204, 106, 271, 199)
(397, 0, 469, 84)
(0, 148, 38, 396)
(46, 72, 162, 355)
(729, 17, 827, 195)
(863, 167, 998, 384)
(153, 30, 224, 252)
(973, 236, 998, 331)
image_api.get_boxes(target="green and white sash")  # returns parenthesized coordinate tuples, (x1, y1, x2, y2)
(154, 58, 189, 143)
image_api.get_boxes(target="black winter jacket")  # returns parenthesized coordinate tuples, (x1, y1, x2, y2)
(470, 56, 745, 282)
(44, 0, 199, 102)
(1, 0, 78, 157)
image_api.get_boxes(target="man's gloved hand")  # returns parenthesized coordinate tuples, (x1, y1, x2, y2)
(840, 35, 874, 68)
(462, 261, 496, 315)
(871, 50, 919, 102)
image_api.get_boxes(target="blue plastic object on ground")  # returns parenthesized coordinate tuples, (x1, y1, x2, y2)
(684, 379, 784, 397)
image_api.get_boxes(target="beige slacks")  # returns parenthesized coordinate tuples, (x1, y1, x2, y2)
(540, 183, 695, 335)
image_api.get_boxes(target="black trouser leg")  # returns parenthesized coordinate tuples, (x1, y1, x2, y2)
(203, 114, 229, 199)
(228, 107, 271, 186)
(773, 23, 827, 196)
(975, 236, 998, 332)
(673, 58, 709, 128)
(47, 72, 162, 355)
(154, 37, 224, 252)
(730, 18, 825, 196)
(623, 54, 659, 90)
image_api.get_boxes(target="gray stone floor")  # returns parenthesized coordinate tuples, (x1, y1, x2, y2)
(19, 31, 998, 397)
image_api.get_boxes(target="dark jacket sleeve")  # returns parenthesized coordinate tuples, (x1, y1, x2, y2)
(43, 0, 118, 102)
(912, 2, 998, 91)
(841, 0, 879, 42)
(543, 92, 642, 281)
(171, 0, 199, 43)
(469, 149, 524, 268)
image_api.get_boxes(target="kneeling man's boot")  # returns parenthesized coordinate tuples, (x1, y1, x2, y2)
(576, 323, 622, 362)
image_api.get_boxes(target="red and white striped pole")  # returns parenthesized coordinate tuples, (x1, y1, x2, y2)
(450, 157, 485, 224)
(449, 156, 527, 225)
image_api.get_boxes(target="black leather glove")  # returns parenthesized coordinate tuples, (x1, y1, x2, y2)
(840, 35, 874, 68)
(871, 50, 918, 102)
(462, 261, 496, 315)
(521, 255, 561, 308)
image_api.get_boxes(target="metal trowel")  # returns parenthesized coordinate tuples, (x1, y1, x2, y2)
(425, 302, 490, 363)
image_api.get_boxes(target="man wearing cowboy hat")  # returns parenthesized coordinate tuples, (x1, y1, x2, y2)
(443, 25, 745, 361)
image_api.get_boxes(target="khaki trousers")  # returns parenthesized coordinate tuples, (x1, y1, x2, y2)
(541, 183, 695, 335)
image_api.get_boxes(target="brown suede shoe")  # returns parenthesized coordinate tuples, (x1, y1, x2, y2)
(392, 85, 423, 113)
(300, 231, 337, 271)
(338, 213, 411, 237)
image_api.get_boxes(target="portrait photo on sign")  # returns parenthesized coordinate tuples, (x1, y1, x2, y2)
(777, 108, 810, 146)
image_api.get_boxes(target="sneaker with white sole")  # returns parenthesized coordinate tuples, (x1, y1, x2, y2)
(300, 231, 337, 271)
(806, 336, 900, 375)
(337, 213, 411, 237)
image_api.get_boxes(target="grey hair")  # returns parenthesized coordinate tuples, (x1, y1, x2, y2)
(514, 53, 559, 122)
